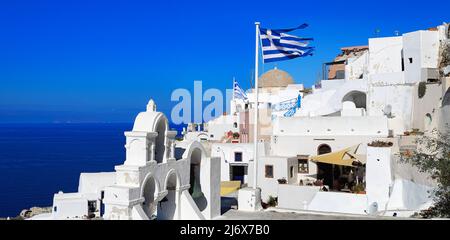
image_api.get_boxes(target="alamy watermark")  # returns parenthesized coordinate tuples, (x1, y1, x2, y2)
(170, 81, 271, 125)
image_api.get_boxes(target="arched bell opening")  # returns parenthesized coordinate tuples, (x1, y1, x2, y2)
(141, 175, 159, 219)
(189, 148, 207, 211)
(157, 171, 179, 220)
(154, 117, 167, 163)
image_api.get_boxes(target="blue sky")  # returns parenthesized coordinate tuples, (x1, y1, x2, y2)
(1, 0, 448, 123)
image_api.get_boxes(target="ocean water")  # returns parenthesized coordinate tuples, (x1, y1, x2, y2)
(0, 123, 184, 217)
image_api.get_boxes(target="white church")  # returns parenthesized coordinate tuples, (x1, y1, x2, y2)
(32, 100, 221, 220)
(31, 22, 450, 219)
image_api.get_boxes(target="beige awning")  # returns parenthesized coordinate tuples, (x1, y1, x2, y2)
(310, 144, 366, 167)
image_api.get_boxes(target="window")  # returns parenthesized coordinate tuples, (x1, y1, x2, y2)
(88, 201, 97, 213)
(318, 144, 332, 155)
(53, 206, 57, 212)
(290, 166, 294, 178)
(298, 158, 309, 174)
(335, 70, 345, 79)
(409, 58, 413, 64)
(234, 152, 243, 162)
(233, 122, 238, 128)
(401, 49, 405, 71)
(265, 165, 274, 178)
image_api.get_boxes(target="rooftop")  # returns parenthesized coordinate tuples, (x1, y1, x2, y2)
(259, 67, 295, 88)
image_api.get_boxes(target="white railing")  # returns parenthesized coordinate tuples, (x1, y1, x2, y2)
(272, 98, 298, 112)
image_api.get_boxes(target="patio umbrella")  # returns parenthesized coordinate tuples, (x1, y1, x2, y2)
(310, 144, 366, 167)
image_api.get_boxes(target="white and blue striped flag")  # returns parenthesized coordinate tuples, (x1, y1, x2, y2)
(233, 79, 248, 101)
(260, 23, 314, 63)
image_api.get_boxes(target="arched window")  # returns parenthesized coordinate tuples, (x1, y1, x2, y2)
(425, 113, 432, 126)
(342, 91, 367, 109)
(317, 144, 332, 155)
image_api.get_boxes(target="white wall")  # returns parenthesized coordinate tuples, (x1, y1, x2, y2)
(78, 172, 115, 195)
(298, 79, 367, 117)
(184, 131, 211, 142)
(366, 146, 393, 212)
(403, 30, 439, 84)
(255, 156, 298, 201)
(368, 36, 403, 74)
(386, 179, 433, 212)
(272, 116, 388, 159)
(368, 85, 414, 133)
(403, 31, 422, 83)
(277, 185, 320, 210)
(211, 142, 265, 183)
(199, 156, 221, 219)
(206, 114, 239, 141)
(319, 79, 345, 91)
(131, 205, 150, 220)
(345, 52, 368, 81)
(52, 193, 88, 219)
(179, 191, 205, 220)
(411, 83, 442, 131)
(365, 29, 441, 135)
(274, 116, 388, 137)
(307, 192, 368, 215)
(246, 84, 304, 108)
(369, 72, 405, 85)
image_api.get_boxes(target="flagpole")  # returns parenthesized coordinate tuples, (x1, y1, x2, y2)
(232, 77, 235, 102)
(253, 22, 260, 190)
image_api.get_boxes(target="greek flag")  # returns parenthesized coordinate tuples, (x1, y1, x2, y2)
(233, 79, 248, 101)
(260, 23, 314, 63)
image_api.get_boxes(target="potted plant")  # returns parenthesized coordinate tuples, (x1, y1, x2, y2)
(352, 183, 366, 194)
(368, 140, 393, 147)
(277, 178, 287, 184)
(267, 196, 278, 207)
(313, 179, 324, 186)
(232, 132, 240, 139)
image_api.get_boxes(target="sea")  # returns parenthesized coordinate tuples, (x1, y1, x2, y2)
(0, 123, 185, 217)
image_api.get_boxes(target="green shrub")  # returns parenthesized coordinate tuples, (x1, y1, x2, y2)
(267, 196, 278, 207)
(401, 127, 450, 218)
(232, 132, 240, 139)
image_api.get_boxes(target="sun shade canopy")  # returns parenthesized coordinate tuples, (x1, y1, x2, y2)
(309, 144, 366, 167)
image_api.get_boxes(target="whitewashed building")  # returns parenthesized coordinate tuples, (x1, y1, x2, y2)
(200, 23, 450, 216)
(32, 100, 221, 220)
(31, 22, 450, 219)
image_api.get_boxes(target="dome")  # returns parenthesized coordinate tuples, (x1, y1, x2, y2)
(132, 99, 168, 132)
(259, 67, 294, 88)
(132, 111, 166, 132)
